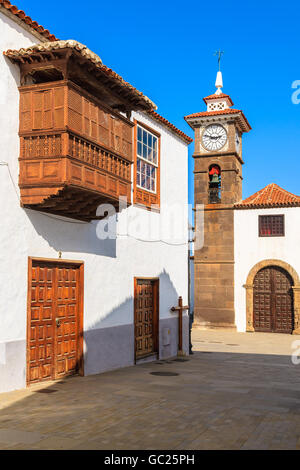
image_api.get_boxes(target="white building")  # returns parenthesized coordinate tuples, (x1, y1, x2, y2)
(234, 184, 300, 334)
(0, 1, 192, 393)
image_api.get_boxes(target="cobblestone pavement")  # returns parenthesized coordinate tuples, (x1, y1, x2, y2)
(1, 329, 300, 449)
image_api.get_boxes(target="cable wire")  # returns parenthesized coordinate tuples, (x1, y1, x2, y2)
(0, 161, 89, 225)
(1, 162, 194, 238)
(116, 233, 191, 246)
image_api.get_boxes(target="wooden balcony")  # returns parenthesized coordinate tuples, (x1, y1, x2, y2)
(18, 81, 134, 221)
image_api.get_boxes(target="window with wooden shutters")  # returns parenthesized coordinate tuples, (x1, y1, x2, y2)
(33, 89, 53, 130)
(259, 215, 285, 237)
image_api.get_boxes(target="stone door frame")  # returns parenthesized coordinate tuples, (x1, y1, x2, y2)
(243, 259, 300, 334)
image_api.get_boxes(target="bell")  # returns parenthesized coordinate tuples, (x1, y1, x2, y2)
(210, 174, 220, 184)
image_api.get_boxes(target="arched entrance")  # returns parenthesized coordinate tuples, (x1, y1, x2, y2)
(244, 260, 300, 334)
(253, 266, 293, 333)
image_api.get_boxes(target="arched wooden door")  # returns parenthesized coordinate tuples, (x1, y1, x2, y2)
(253, 266, 294, 333)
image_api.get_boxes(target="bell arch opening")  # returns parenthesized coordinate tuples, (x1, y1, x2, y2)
(208, 164, 221, 203)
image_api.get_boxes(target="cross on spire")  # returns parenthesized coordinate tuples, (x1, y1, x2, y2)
(214, 50, 224, 71)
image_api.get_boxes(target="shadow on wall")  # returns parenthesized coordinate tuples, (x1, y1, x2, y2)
(88, 268, 180, 330)
(83, 269, 181, 375)
(0, 270, 186, 392)
(3, 54, 20, 90)
(26, 209, 116, 258)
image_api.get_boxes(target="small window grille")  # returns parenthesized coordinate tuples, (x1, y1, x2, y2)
(259, 215, 285, 237)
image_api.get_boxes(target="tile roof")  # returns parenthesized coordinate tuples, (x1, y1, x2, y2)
(184, 108, 251, 132)
(5, 39, 104, 65)
(185, 108, 242, 119)
(4, 40, 157, 110)
(203, 93, 234, 106)
(235, 183, 300, 209)
(147, 110, 192, 144)
(0, 0, 57, 41)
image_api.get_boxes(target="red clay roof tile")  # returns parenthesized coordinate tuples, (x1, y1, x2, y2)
(4, 40, 157, 110)
(203, 93, 234, 106)
(184, 108, 251, 132)
(147, 110, 192, 144)
(185, 108, 242, 119)
(235, 183, 300, 209)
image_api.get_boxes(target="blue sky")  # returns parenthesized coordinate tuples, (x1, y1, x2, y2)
(15, 0, 300, 204)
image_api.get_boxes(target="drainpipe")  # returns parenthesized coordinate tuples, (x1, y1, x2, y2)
(188, 231, 194, 355)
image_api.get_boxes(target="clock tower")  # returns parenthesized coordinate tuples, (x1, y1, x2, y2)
(185, 69, 251, 329)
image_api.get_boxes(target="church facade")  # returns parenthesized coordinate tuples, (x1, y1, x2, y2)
(235, 186, 300, 334)
(186, 71, 300, 335)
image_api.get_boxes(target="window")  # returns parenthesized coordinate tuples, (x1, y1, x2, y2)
(259, 215, 285, 237)
(136, 125, 158, 193)
(134, 121, 160, 209)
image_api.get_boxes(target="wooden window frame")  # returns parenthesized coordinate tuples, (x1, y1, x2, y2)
(133, 120, 160, 210)
(258, 214, 285, 237)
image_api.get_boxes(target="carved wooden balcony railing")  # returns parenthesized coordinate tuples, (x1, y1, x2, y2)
(18, 80, 134, 220)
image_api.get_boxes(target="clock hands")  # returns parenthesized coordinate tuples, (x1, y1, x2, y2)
(203, 134, 221, 140)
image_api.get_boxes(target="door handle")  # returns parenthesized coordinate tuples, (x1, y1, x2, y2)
(56, 318, 61, 327)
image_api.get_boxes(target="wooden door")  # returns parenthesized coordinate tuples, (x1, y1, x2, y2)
(55, 265, 80, 378)
(28, 262, 56, 383)
(253, 266, 294, 333)
(134, 279, 159, 360)
(27, 259, 83, 384)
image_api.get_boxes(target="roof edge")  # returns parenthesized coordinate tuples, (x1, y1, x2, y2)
(147, 110, 192, 144)
(203, 93, 234, 107)
(4, 40, 157, 111)
(0, 1, 58, 42)
(234, 202, 300, 210)
(184, 108, 251, 132)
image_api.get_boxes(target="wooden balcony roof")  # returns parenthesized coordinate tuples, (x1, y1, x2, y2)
(4, 40, 157, 114)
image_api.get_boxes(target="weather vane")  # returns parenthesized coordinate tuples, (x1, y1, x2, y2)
(214, 50, 224, 71)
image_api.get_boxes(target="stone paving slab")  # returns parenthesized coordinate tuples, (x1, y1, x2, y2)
(0, 428, 45, 445)
(0, 330, 300, 449)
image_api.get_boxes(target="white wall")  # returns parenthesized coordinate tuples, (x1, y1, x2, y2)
(0, 12, 43, 345)
(0, 12, 189, 391)
(234, 207, 300, 331)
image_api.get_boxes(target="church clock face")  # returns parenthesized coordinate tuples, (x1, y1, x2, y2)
(202, 124, 227, 151)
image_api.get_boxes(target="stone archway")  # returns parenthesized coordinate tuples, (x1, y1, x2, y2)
(243, 259, 300, 334)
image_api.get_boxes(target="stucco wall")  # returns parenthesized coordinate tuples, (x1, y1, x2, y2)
(0, 13, 189, 392)
(234, 207, 300, 331)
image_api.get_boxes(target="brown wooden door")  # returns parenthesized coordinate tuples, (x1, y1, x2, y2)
(253, 266, 294, 333)
(29, 262, 55, 383)
(27, 260, 83, 384)
(134, 279, 159, 360)
(55, 265, 80, 378)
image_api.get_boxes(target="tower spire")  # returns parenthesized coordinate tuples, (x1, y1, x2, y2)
(214, 50, 224, 95)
